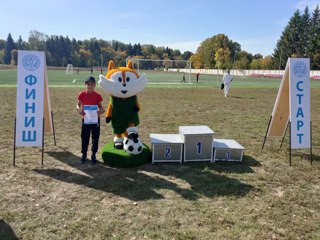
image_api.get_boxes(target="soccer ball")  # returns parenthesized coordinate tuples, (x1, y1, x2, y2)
(123, 138, 143, 155)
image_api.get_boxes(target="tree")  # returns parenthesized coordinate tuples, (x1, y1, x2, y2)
(182, 51, 192, 60)
(192, 34, 240, 69)
(141, 44, 156, 58)
(16, 36, 25, 50)
(0, 50, 5, 64)
(4, 33, 15, 64)
(1, 30, 191, 68)
(190, 53, 204, 68)
(253, 53, 263, 59)
(214, 47, 232, 69)
(273, 10, 301, 69)
(299, 7, 310, 56)
(11, 49, 18, 65)
(28, 30, 47, 51)
(250, 59, 262, 69)
(133, 43, 142, 56)
(0, 39, 5, 50)
(233, 50, 252, 69)
(79, 48, 92, 67)
(273, 6, 316, 69)
(307, 4, 320, 69)
(261, 55, 274, 69)
(172, 49, 181, 59)
(127, 43, 133, 56)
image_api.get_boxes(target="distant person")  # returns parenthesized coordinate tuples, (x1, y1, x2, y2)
(100, 68, 103, 74)
(181, 73, 186, 83)
(222, 69, 233, 97)
(196, 73, 200, 83)
(90, 67, 93, 74)
(77, 76, 105, 164)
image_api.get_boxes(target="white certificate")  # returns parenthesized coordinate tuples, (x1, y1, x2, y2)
(83, 105, 98, 124)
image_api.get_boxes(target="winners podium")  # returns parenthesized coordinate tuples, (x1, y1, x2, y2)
(150, 125, 244, 163)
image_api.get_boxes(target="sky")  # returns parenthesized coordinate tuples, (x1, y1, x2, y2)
(1, 0, 319, 57)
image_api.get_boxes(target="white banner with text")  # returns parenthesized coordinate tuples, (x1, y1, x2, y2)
(16, 50, 45, 147)
(289, 58, 310, 149)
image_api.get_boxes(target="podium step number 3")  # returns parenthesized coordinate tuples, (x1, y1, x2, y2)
(213, 139, 244, 162)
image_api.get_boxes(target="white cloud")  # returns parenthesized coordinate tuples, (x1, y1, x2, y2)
(161, 37, 277, 56)
(296, 0, 319, 11)
(235, 37, 278, 56)
(164, 41, 201, 53)
(274, 17, 289, 27)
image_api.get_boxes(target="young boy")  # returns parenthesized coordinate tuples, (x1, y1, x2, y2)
(77, 76, 105, 164)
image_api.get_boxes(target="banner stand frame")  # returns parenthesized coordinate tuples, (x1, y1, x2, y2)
(13, 118, 17, 166)
(310, 121, 313, 165)
(287, 121, 312, 166)
(261, 115, 272, 151)
(280, 121, 289, 149)
(41, 117, 44, 165)
(263, 120, 312, 166)
(51, 111, 57, 146)
(289, 121, 292, 166)
(12, 115, 56, 166)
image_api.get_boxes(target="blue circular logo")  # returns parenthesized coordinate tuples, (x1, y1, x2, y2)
(22, 54, 40, 71)
(293, 61, 307, 78)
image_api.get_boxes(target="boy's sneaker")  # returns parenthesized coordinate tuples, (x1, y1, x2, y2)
(91, 154, 97, 165)
(80, 154, 86, 164)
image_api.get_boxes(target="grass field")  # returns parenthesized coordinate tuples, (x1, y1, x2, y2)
(2, 68, 320, 89)
(1, 69, 320, 239)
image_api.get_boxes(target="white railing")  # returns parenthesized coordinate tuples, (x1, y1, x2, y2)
(168, 68, 320, 77)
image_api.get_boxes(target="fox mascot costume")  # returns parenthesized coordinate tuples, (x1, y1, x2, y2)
(98, 60, 147, 154)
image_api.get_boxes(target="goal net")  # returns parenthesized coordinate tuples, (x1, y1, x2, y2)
(66, 64, 74, 74)
(126, 58, 192, 84)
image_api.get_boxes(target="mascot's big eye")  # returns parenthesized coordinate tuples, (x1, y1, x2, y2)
(118, 77, 122, 82)
(126, 77, 130, 82)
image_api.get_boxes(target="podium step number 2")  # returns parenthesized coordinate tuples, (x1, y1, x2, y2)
(150, 134, 183, 163)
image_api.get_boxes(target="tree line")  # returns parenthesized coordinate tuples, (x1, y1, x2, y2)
(0, 30, 192, 68)
(190, 34, 274, 70)
(1, 5, 319, 70)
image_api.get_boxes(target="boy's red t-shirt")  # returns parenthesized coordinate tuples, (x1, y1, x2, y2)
(78, 91, 103, 108)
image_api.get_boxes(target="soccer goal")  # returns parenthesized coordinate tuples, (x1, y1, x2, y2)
(126, 58, 192, 84)
(66, 64, 74, 75)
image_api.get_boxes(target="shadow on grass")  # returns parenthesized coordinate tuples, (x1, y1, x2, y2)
(0, 220, 18, 240)
(311, 153, 320, 162)
(34, 149, 255, 201)
(206, 155, 260, 174)
(291, 152, 320, 163)
(229, 95, 255, 99)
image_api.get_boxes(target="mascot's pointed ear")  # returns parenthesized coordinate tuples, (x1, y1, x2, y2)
(108, 60, 116, 71)
(127, 60, 134, 70)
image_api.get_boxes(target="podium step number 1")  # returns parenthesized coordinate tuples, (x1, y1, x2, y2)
(179, 125, 214, 162)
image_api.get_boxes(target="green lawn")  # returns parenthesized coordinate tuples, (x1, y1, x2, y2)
(2, 68, 320, 89)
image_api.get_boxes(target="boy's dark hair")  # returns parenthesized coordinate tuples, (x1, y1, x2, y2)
(85, 76, 96, 84)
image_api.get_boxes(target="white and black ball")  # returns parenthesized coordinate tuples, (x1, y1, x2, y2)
(123, 138, 143, 155)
